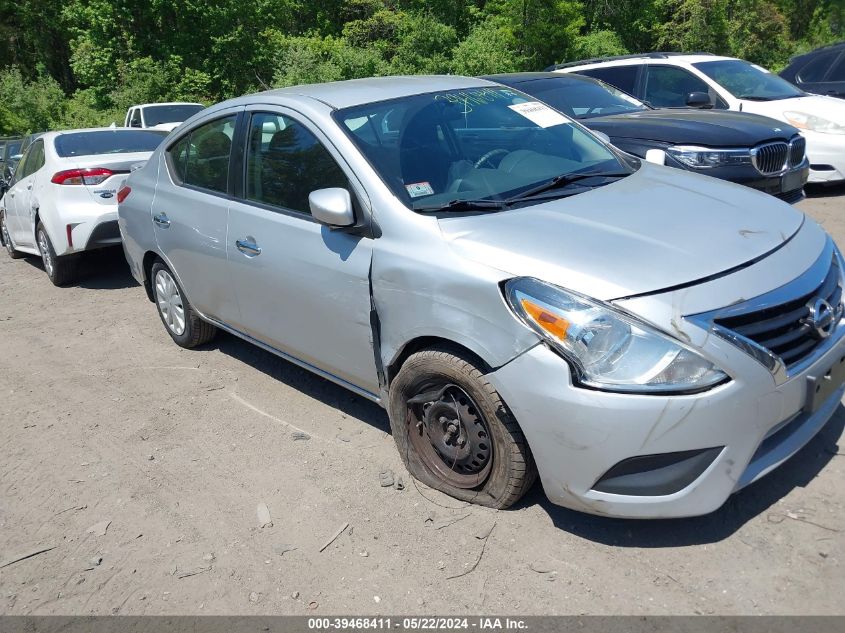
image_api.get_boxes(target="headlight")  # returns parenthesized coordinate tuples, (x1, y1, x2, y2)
(783, 111, 845, 135)
(666, 145, 752, 169)
(505, 278, 728, 394)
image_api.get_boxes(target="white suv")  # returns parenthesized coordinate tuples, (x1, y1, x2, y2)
(554, 53, 845, 184)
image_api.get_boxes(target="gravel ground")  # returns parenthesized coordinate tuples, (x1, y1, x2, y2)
(0, 184, 843, 616)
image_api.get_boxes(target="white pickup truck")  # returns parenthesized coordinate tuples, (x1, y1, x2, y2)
(124, 102, 205, 132)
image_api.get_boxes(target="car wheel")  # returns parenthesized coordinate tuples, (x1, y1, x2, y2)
(1, 212, 24, 259)
(388, 346, 536, 509)
(151, 260, 216, 348)
(37, 223, 78, 286)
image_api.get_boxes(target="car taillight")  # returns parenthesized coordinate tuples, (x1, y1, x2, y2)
(117, 186, 131, 203)
(51, 168, 114, 186)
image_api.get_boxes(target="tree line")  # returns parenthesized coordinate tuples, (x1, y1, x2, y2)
(0, 0, 842, 134)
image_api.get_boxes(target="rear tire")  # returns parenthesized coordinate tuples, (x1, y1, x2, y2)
(388, 346, 537, 509)
(1, 211, 24, 259)
(37, 223, 78, 286)
(151, 260, 216, 348)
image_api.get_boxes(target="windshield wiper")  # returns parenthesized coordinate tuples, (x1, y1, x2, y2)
(735, 95, 773, 101)
(506, 170, 630, 203)
(414, 198, 506, 213)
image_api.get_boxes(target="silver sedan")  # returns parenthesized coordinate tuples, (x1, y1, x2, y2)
(118, 76, 845, 518)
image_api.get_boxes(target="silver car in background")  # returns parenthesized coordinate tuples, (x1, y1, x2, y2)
(118, 76, 845, 518)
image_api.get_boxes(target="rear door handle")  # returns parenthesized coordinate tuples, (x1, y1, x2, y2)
(236, 237, 261, 257)
(153, 213, 171, 228)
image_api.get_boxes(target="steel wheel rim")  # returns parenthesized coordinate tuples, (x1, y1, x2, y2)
(1, 215, 12, 254)
(406, 382, 493, 489)
(154, 269, 186, 336)
(38, 230, 53, 276)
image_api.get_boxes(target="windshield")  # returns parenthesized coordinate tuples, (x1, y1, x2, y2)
(518, 78, 649, 119)
(143, 104, 204, 126)
(335, 87, 629, 211)
(693, 60, 805, 101)
(54, 130, 167, 157)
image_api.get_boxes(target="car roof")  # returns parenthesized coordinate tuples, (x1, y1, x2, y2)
(134, 102, 204, 108)
(211, 75, 496, 112)
(550, 53, 736, 71)
(787, 40, 845, 62)
(483, 72, 596, 85)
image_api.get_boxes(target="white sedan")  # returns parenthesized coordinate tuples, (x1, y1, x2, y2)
(0, 127, 167, 285)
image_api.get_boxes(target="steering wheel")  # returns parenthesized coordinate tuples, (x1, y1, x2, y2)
(474, 148, 510, 169)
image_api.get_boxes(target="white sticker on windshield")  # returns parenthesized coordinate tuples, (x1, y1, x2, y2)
(508, 101, 569, 128)
(406, 181, 434, 198)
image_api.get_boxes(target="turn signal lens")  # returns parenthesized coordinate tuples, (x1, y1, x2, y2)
(521, 298, 569, 340)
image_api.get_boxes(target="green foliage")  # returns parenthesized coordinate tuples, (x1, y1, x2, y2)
(450, 17, 525, 75)
(726, 0, 792, 69)
(0, 0, 842, 127)
(572, 30, 630, 60)
(0, 67, 65, 134)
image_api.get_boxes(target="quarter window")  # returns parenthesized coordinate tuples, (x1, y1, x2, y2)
(644, 66, 712, 108)
(245, 112, 347, 215)
(168, 116, 236, 194)
(130, 109, 142, 128)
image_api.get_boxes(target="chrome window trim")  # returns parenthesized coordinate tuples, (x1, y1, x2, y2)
(688, 238, 845, 385)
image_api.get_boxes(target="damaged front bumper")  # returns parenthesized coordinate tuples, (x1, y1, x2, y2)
(487, 328, 845, 519)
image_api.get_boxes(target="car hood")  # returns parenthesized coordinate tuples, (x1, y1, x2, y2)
(739, 94, 845, 122)
(584, 109, 799, 145)
(437, 163, 804, 301)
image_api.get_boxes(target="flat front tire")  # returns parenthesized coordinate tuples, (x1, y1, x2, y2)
(388, 346, 536, 509)
(151, 260, 216, 348)
(37, 223, 78, 286)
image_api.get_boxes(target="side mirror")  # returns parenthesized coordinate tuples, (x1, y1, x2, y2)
(644, 149, 666, 165)
(686, 92, 713, 109)
(593, 131, 611, 144)
(309, 188, 355, 227)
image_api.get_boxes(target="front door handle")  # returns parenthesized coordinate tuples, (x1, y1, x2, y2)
(236, 237, 261, 257)
(153, 213, 171, 228)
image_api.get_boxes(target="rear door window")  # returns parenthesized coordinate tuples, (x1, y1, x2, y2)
(828, 54, 845, 82)
(168, 116, 236, 194)
(576, 65, 640, 96)
(16, 141, 44, 179)
(130, 109, 142, 128)
(797, 51, 840, 82)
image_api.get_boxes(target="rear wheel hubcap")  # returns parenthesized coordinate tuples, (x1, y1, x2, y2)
(38, 231, 53, 276)
(154, 269, 186, 336)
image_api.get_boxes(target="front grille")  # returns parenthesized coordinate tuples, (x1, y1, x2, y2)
(715, 258, 843, 368)
(789, 136, 806, 167)
(752, 141, 788, 175)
